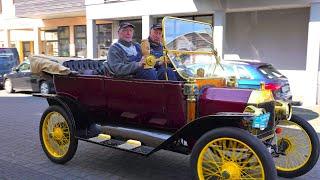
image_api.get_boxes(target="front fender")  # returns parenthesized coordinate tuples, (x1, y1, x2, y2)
(154, 113, 254, 153)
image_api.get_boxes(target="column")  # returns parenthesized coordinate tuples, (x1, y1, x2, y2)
(86, 19, 98, 59)
(69, 25, 76, 57)
(305, 2, 320, 105)
(33, 27, 41, 55)
(214, 11, 226, 58)
(142, 15, 154, 39)
(112, 21, 119, 43)
(4, 29, 10, 48)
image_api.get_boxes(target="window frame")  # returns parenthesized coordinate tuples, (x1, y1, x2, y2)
(74, 25, 87, 57)
(57, 26, 70, 57)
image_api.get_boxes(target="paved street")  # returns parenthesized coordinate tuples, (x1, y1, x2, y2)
(0, 90, 319, 180)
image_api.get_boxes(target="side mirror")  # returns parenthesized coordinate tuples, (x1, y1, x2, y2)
(12, 67, 18, 72)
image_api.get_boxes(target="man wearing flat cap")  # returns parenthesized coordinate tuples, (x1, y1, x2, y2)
(105, 22, 157, 79)
(141, 23, 177, 80)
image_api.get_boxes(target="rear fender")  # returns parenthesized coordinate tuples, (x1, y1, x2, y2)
(33, 94, 87, 131)
(155, 113, 253, 153)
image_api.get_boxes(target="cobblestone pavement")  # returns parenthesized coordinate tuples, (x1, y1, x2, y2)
(0, 90, 319, 180)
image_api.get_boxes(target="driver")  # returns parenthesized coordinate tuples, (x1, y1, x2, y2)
(141, 23, 177, 80)
(105, 22, 157, 80)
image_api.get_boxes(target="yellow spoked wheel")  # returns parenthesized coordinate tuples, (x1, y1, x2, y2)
(191, 127, 276, 180)
(40, 105, 78, 164)
(274, 114, 319, 178)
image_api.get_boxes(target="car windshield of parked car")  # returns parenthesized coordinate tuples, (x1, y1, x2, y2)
(259, 65, 285, 79)
(18, 62, 31, 72)
(163, 17, 223, 79)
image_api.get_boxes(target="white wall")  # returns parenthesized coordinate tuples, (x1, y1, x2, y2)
(86, 0, 218, 20)
(225, 8, 309, 102)
(0, 0, 15, 18)
(10, 30, 34, 41)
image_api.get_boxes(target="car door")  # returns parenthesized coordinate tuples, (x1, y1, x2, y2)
(13, 62, 32, 91)
(105, 78, 186, 130)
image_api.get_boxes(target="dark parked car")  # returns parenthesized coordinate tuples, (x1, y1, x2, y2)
(3, 60, 54, 94)
(221, 60, 301, 105)
(0, 48, 20, 87)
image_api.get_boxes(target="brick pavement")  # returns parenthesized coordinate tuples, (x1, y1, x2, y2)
(0, 90, 319, 179)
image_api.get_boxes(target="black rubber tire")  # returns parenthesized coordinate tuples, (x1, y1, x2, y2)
(39, 105, 78, 164)
(191, 127, 277, 180)
(276, 114, 320, 178)
(4, 79, 14, 93)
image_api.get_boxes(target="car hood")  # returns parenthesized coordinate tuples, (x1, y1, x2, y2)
(0, 69, 11, 75)
(198, 87, 252, 116)
(0, 61, 15, 75)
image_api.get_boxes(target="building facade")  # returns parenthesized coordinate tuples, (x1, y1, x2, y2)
(0, 0, 319, 105)
(85, 0, 320, 106)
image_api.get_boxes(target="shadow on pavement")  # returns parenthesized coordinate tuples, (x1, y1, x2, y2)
(293, 106, 319, 121)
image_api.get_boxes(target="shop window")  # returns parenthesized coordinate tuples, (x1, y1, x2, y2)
(157, 15, 213, 25)
(58, 26, 70, 57)
(194, 15, 213, 25)
(41, 30, 58, 56)
(75, 25, 87, 57)
(96, 24, 112, 58)
(22, 42, 32, 58)
(119, 19, 142, 43)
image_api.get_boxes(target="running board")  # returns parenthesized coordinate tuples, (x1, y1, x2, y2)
(99, 124, 173, 147)
(78, 134, 155, 156)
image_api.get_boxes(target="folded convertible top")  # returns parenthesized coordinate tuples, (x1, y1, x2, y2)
(29, 55, 76, 75)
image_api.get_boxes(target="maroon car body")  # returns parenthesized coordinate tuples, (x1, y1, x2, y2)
(34, 17, 305, 180)
(53, 75, 255, 131)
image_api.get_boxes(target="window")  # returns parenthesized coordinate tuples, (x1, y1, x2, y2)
(19, 63, 30, 72)
(58, 26, 70, 57)
(259, 65, 285, 79)
(237, 66, 252, 79)
(74, 25, 87, 57)
(22, 41, 32, 58)
(41, 30, 58, 56)
(157, 15, 214, 25)
(96, 24, 112, 57)
(194, 15, 213, 25)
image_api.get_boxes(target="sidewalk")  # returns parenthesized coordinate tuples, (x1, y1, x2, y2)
(293, 105, 320, 133)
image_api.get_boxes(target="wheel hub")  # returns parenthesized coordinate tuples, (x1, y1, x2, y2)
(221, 162, 241, 179)
(279, 138, 293, 153)
(53, 127, 64, 141)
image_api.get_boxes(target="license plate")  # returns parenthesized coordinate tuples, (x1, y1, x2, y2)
(252, 113, 270, 130)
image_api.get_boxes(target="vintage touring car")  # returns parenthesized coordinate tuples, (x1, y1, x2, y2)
(33, 17, 319, 179)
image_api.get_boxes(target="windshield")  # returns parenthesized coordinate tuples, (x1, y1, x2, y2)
(163, 17, 223, 79)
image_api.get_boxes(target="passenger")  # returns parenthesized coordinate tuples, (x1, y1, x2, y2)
(141, 23, 177, 81)
(105, 22, 157, 80)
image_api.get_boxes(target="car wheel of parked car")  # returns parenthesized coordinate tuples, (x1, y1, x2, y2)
(4, 79, 14, 93)
(39, 105, 78, 164)
(190, 127, 277, 180)
(40, 81, 50, 94)
(274, 114, 320, 178)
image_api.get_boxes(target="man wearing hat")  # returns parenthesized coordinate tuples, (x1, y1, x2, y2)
(105, 22, 157, 79)
(141, 23, 177, 80)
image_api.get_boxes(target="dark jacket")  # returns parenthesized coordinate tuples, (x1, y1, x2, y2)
(105, 41, 142, 76)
